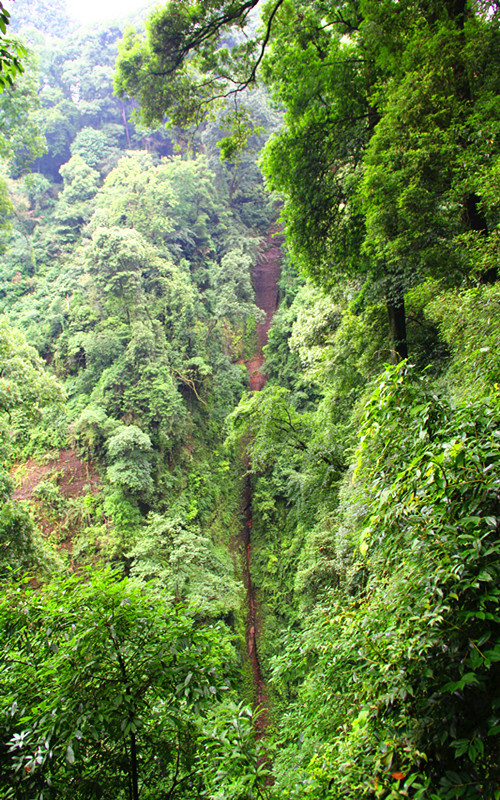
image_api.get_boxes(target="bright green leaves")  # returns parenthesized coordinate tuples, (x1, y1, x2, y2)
(225, 384, 310, 471)
(346, 363, 500, 795)
(260, 0, 500, 362)
(0, 2, 25, 93)
(360, 9, 500, 293)
(260, 1, 378, 284)
(217, 105, 264, 162)
(266, 362, 500, 799)
(70, 125, 123, 172)
(106, 424, 154, 496)
(130, 511, 241, 616)
(90, 151, 176, 246)
(89, 226, 152, 305)
(361, 62, 457, 285)
(58, 155, 100, 206)
(201, 701, 274, 799)
(0, 49, 44, 178)
(0, 318, 63, 422)
(441, 672, 480, 694)
(115, 0, 262, 129)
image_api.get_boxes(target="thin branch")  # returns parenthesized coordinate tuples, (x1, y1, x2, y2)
(157, 0, 261, 75)
(151, 0, 285, 97)
(246, 0, 285, 86)
(173, 368, 208, 405)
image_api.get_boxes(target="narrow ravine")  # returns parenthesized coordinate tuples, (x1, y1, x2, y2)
(242, 474, 268, 729)
(242, 226, 282, 728)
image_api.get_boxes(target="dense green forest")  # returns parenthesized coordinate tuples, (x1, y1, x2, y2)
(0, 0, 500, 798)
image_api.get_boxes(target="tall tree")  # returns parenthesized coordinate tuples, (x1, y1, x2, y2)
(116, 0, 500, 359)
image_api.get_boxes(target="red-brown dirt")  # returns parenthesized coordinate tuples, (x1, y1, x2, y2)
(12, 449, 101, 545)
(13, 449, 100, 502)
(254, 227, 283, 351)
(246, 355, 266, 392)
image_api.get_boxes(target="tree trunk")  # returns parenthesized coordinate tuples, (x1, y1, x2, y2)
(444, 1, 497, 283)
(463, 192, 497, 283)
(387, 297, 408, 362)
(130, 731, 139, 800)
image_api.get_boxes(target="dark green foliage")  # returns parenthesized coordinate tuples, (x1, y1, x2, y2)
(0, 3, 27, 92)
(267, 364, 500, 799)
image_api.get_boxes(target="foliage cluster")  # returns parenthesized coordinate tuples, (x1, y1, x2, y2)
(1, 2, 500, 799)
(0, 568, 264, 800)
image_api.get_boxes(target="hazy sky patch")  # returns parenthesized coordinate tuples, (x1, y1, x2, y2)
(65, 0, 150, 25)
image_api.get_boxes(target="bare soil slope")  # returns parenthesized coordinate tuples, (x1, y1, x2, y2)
(12, 450, 101, 549)
(13, 449, 100, 503)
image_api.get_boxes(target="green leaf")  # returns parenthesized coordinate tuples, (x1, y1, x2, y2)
(66, 744, 75, 765)
(441, 673, 479, 693)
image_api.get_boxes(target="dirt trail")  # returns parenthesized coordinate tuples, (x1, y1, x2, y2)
(242, 226, 282, 729)
(254, 227, 283, 350)
(245, 227, 283, 392)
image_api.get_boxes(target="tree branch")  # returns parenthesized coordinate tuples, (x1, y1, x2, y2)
(246, 0, 285, 86)
(150, 0, 285, 96)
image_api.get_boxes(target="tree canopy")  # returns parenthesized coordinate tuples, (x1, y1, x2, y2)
(116, 0, 500, 359)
